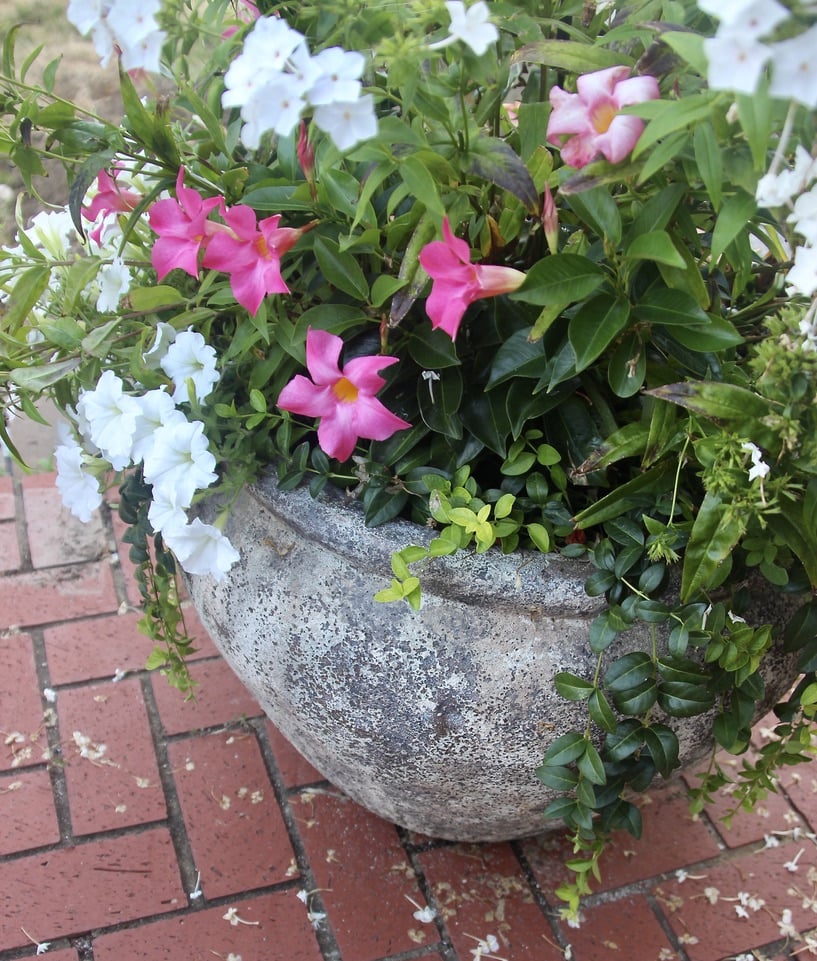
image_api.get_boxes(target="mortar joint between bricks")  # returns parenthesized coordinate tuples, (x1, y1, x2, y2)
(248, 716, 345, 961)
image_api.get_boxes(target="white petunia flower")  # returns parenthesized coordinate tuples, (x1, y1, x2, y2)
(55, 438, 103, 522)
(77, 370, 140, 469)
(147, 485, 188, 535)
(130, 388, 186, 463)
(240, 78, 309, 148)
(222, 18, 305, 108)
(143, 322, 178, 368)
(142, 419, 218, 507)
(789, 186, 817, 246)
(161, 518, 239, 580)
(430, 1, 499, 56)
(160, 330, 220, 403)
(313, 94, 378, 151)
(96, 256, 132, 312)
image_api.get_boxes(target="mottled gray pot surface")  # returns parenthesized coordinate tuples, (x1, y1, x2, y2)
(187, 472, 800, 842)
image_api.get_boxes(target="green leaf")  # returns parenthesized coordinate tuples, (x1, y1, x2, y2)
(465, 137, 539, 212)
(681, 492, 747, 602)
(567, 187, 622, 245)
(577, 743, 607, 785)
(542, 731, 587, 766)
(129, 285, 186, 311)
(487, 328, 546, 388)
(512, 254, 606, 306)
(613, 679, 658, 715)
(408, 325, 461, 369)
(633, 287, 710, 327)
(536, 764, 579, 791)
(657, 681, 716, 717)
(624, 231, 686, 268)
(554, 672, 595, 701)
(643, 725, 680, 778)
(568, 296, 630, 372)
(3, 266, 50, 333)
(10, 357, 81, 390)
(693, 121, 723, 211)
(607, 333, 646, 398)
(630, 93, 718, 160)
(588, 689, 617, 733)
(417, 366, 463, 439)
(646, 381, 770, 423)
(710, 191, 757, 263)
(313, 236, 369, 300)
(527, 522, 551, 552)
(605, 719, 646, 761)
(512, 40, 630, 73)
(661, 315, 744, 351)
(603, 651, 654, 693)
(400, 154, 445, 217)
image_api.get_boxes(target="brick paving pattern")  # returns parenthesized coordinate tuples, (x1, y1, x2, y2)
(2, 467, 817, 960)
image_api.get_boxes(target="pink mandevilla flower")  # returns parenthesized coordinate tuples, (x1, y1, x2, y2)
(547, 65, 660, 169)
(277, 328, 411, 462)
(83, 168, 141, 243)
(418, 217, 525, 339)
(202, 205, 304, 315)
(148, 167, 223, 280)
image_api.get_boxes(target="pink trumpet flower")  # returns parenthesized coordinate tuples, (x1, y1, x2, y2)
(148, 167, 224, 280)
(83, 168, 141, 239)
(547, 65, 660, 169)
(202, 205, 307, 315)
(277, 328, 411, 462)
(418, 218, 526, 340)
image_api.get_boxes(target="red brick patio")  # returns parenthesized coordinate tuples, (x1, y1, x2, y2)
(2, 465, 816, 961)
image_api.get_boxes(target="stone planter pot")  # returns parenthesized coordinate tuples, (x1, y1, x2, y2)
(187, 472, 800, 842)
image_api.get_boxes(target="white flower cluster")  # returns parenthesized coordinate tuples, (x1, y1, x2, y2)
(699, 0, 817, 105)
(756, 147, 817, 300)
(221, 16, 377, 152)
(67, 0, 166, 74)
(56, 331, 239, 581)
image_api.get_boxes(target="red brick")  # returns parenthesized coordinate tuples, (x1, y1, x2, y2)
(655, 841, 817, 961)
(0, 768, 60, 855)
(152, 658, 263, 735)
(45, 611, 152, 685)
(58, 678, 166, 835)
(0, 520, 20, 573)
(0, 632, 48, 772)
(523, 786, 721, 894)
(777, 764, 817, 835)
(0, 475, 14, 520)
(22, 474, 107, 568)
(265, 721, 324, 788)
(93, 891, 325, 961)
(0, 829, 185, 951)
(168, 731, 295, 900)
(419, 843, 563, 961)
(293, 788, 431, 961)
(0, 561, 118, 628)
(561, 895, 676, 960)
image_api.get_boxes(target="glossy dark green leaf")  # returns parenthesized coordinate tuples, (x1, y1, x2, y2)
(603, 651, 654, 693)
(417, 366, 463, 439)
(511, 254, 606, 306)
(711, 190, 757, 263)
(605, 719, 646, 761)
(633, 287, 710, 327)
(647, 381, 770, 423)
(536, 763, 579, 791)
(465, 136, 539, 212)
(313, 236, 369, 300)
(588, 689, 617, 733)
(568, 296, 630, 373)
(541, 731, 587, 766)
(643, 725, 680, 778)
(657, 681, 716, 717)
(607, 332, 646, 398)
(567, 186, 622, 245)
(554, 672, 595, 701)
(613, 678, 658, 715)
(578, 743, 607, 784)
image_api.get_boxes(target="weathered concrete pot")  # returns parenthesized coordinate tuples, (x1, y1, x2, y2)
(187, 472, 800, 842)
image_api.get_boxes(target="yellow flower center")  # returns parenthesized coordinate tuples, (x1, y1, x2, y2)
(333, 377, 359, 403)
(592, 101, 617, 134)
(254, 234, 270, 258)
